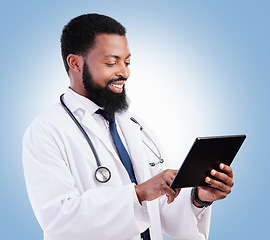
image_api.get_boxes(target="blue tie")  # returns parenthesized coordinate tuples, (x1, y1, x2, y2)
(96, 109, 137, 184)
(97, 110, 151, 240)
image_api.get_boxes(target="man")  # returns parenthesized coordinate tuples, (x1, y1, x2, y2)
(22, 14, 234, 240)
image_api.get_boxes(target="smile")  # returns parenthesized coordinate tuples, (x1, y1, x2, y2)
(108, 81, 125, 94)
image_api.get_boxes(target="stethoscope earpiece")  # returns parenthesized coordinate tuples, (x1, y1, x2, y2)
(149, 159, 164, 167)
(130, 117, 164, 167)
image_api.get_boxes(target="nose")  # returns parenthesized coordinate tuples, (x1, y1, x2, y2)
(116, 63, 130, 79)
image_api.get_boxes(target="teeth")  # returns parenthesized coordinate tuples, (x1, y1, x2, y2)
(111, 83, 123, 89)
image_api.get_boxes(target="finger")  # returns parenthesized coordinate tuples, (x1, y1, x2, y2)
(219, 163, 233, 178)
(165, 169, 178, 179)
(161, 169, 178, 185)
(210, 169, 234, 187)
(166, 188, 179, 204)
(160, 176, 180, 204)
(199, 185, 228, 201)
(168, 169, 179, 175)
(162, 171, 174, 183)
(205, 176, 232, 194)
(174, 188, 181, 198)
(155, 170, 180, 203)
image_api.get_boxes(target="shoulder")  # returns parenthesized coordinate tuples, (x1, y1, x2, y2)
(23, 102, 67, 140)
(30, 102, 66, 126)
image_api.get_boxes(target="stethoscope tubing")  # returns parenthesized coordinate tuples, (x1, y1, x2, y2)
(130, 117, 164, 166)
(60, 94, 102, 167)
(60, 93, 164, 183)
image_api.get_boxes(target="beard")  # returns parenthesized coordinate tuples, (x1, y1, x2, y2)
(82, 62, 129, 115)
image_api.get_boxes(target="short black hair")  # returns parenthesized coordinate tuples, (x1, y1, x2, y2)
(61, 13, 126, 73)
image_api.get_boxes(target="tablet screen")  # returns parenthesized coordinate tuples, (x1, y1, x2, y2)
(170, 135, 246, 189)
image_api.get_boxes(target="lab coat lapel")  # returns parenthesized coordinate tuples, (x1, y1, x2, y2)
(63, 90, 119, 161)
(80, 112, 120, 161)
(117, 114, 151, 184)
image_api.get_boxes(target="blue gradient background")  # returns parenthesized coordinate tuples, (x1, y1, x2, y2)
(1, 1, 269, 239)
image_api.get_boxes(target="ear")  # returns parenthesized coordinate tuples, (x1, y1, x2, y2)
(67, 54, 83, 73)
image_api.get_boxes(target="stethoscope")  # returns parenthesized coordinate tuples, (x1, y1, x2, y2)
(60, 94, 164, 183)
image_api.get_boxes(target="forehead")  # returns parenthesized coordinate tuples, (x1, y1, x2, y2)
(88, 33, 130, 58)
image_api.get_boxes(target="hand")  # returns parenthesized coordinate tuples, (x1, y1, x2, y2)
(194, 163, 234, 206)
(135, 169, 181, 204)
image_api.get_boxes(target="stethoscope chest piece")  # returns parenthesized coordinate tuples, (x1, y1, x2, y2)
(60, 93, 164, 184)
(95, 166, 111, 183)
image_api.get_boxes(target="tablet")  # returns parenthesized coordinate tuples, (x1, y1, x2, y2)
(170, 135, 246, 189)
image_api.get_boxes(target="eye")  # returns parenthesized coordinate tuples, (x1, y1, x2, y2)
(106, 63, 116, 67)
(125, 62, 130, 67)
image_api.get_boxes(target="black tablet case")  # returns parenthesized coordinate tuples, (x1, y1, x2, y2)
(170, 135, 246, 189)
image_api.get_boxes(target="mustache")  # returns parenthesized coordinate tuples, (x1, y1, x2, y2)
(107, 77, 128, 84)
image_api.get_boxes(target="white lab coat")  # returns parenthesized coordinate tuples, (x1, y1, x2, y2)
(22, 88, 211, 240)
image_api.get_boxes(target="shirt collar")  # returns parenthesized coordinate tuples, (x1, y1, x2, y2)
(65, 87, 101, 116)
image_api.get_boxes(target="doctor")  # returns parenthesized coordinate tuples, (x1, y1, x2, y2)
(22, 14, 234, 240)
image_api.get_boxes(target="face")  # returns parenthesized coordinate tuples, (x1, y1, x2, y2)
(82, 34, 131, 114)
(83, 61, 129, 115)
